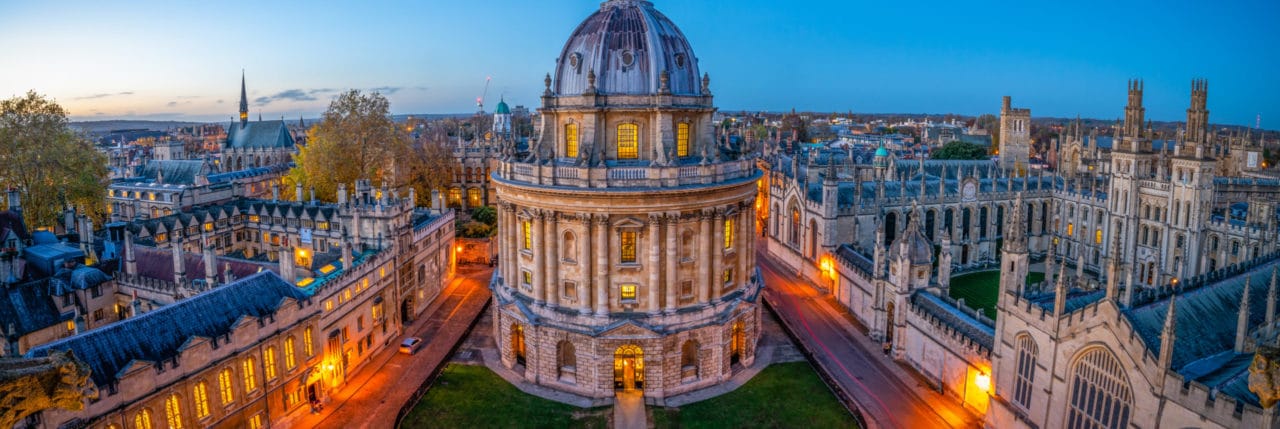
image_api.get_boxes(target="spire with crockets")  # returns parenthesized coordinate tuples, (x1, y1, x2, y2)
(239, 70, 249, 127)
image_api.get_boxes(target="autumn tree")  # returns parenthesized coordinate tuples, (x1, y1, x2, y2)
(0, 91, 108, 228)
(288, 90, 457, 205)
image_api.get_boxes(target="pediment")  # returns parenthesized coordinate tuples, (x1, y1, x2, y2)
(599, 320, 659, 339)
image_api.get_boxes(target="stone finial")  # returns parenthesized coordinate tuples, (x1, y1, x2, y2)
(585, 69, 597, 96)
(544, 73, 553, 96)
(659, 70, 671, 95)
(701, 73, 711, 96)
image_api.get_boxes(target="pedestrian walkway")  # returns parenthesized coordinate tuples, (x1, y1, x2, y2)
(613, 390, 647, 429)
(277, 266, 492, 429)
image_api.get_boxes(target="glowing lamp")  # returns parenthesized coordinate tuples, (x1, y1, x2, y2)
(974, 372, 991, 393)
(456, 246, 463, 253)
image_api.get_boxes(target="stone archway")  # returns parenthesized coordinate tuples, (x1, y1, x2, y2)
(730, 320, 745, 365)
(613, 345, 644, 391)
(511, 324, 526, 366)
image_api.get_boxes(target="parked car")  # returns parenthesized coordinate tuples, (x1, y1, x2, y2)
(399, 337, 422, 355)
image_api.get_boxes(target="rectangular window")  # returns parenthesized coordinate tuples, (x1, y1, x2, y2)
(724, 218, 735, 250)
(620, 284, 637, 302)
(1095, 229, 1103, 244)
(620, 231, 637, 263)
(324, 300, 334, 311)
(522, 220, 533, 250)
(249, 413, 264, 429)
(676, 122, 690, 157)
(1067, 223, 1074, 236)
(563, 281, 577, 300)
(617, 124, 639, 159)
(681, 280, 694, 298)
(93, 309, 104, 321)
(522, 270, 533, 287)
(565, 123, 579, 158)
(723, 268, 734, 285)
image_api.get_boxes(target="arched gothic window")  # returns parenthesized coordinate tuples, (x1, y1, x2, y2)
(1064, 347, 1132, 429)
(789, 207, 801, 247)
(1013, 334, 1038, 408)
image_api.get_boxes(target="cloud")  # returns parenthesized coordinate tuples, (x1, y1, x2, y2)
(166, 101, 178, 107)
(217, 99, 225, 104)
(369, 86, 402, 95)
(73, 91, 133, 100)
(308, 88, 336, 95)
(254, 89, 317, 105)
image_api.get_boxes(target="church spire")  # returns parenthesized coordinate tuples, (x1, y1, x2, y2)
(239, 70, 249, 127)
(1236, 277, 1252, 352)
(1158, 297, 1177, 369)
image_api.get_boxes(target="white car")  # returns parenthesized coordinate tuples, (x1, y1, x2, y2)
(399, 337, 422, 355)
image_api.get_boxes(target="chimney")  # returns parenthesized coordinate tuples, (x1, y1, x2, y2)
(431, 189, 442, 214)
(278, 247, 295, 284)
(295, 183, 303, 202)
(272, 183, 280, 202)
(203, 235, 217, 288)
(337, 183, 348, 205)
(310, 186, 317, 205)
(6, 187, 20, 213)
(124, 229, 137, 276)
(172, 232, 186, 285)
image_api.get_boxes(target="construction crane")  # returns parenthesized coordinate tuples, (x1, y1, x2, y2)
(476, 76, 492, 114)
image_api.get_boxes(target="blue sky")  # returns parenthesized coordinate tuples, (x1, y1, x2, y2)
(0, 0, 1275, 128)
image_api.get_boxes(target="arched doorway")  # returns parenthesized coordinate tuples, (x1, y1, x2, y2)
(511, 324, 526, 366)
(400, 296, 415, 324)
(885, 302, 896, 347)
(730, 320, 744, 365)
(613, 345, 644, 391)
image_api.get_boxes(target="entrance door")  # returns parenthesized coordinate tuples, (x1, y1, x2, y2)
(512, 324, 526, 365)
(730, 321, 744, 365)
(613, 345, 644, 391)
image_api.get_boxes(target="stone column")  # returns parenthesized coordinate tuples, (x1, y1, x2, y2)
(664, 214, 678, 313)
(698, 210, 713, 304)
(579, 214, 593, 314)
(647, 215, 661, 313)
(712, 210, 725, 302)
(595, 215, 610, 316)
(532, 211, 545, 304)
(504, 203, 518, 290)
(545, 213, 559, 307)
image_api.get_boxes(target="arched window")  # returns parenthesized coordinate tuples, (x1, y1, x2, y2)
(771, 203, 780, 237)
(467, 188, 482, 208)
(565, 123, 579, 158)
(218, 368, 235, 405)
(193, 381, 210, 419)
(620, 231, 638, 263)
(681, 340, 700, 380)
(303, 327, 314, 356)
(557, 341, 577, 382)
(617, 123, 639, 159)
(808, 219, 818, 258)
(135, 408, 154, 429)
(264, 346, 277, 381)
(1065, 347, 1132, 429)
(676, 122, 691, 157)
(165, 394, 183, 429)
(789, 207, 801, 247)
(242, 357, 257, 392)
(562, 231, 577, 263)
(724, 217, 735, 250)
(1013, 334, 1038, 408)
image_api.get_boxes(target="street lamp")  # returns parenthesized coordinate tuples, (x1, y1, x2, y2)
(974, 372, 991, 393)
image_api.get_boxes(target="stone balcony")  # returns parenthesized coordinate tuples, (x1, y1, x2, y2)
(494, 157, 759, 190)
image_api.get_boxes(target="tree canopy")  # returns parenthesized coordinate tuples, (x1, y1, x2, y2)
(932, 141, 990, 160)
(288, 90, 456, 205)
(0, 91, 108, 228)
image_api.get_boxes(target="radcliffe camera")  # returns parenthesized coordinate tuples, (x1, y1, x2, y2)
(2, 1, 1278, 428)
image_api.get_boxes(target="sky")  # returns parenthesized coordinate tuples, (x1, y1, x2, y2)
(0, 0, 1276, 128)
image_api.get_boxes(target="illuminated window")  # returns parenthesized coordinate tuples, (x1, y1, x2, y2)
(165, 394, 183, 429)
(447, 188, 462, 208)
(468, 188, 482, 207)
(324, 300, 333, 311)
(677, 122, 690, 157)
(1067, 223, 1074, 236)
(723, 268, 734, 284)
(135, 409, 153, 429)
(1095, 229, 1103, 244)
(617, 123, 638, 159)
(204, 222, 213, 232)
(193, 381, 210, 418)
(724, 218, 735, 250)
(620, 231, 637, 263)
(218, 369, 234, 405)
(264, 347, 277, 380)
(242, 358, 257, 392)
(620, 284, 637, 302)
(249, 413, 265, 429)
(565, 123, 579, 158)
(284, 337, 297, 369)
(303, 327, 314, 356)
(344, 289, 352, 301)
(522, 220, 532, 250)
(157, 233, 167, 243)
(66, 320, 75, 332)
(317, 221, 329, 230)
(522, 270, 532, 286)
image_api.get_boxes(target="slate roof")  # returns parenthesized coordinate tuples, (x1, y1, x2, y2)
(226, 120, 294, 150)
(0, 279, 69, 337)
(131, 245, 277, 283)
(135, 160, 213, 185)
(0, 210, 31, 243)
(26, 271, 312, 387)
(910, 290, 995, 351)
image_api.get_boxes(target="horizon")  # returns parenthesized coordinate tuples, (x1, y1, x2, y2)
(2, 0, 1276, 128)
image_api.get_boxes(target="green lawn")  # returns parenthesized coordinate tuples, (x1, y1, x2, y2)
(400, 364, 609, 429)
(948, 271, 1045, 318)
(650, 362, 858, 429)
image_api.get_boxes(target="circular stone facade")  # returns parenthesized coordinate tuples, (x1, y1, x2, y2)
(488, 0, 762, 401)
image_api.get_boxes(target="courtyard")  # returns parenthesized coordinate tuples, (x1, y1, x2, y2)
(947, 270, 1045, 317)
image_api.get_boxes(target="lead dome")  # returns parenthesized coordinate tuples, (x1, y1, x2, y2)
(554, 0, 702, 96)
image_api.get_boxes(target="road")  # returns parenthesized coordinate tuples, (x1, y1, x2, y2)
(760, 252, 980, 429)
(283, 265, 493, 429)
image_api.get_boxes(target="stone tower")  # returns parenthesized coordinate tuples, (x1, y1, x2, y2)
(998, 96, 1031, 173)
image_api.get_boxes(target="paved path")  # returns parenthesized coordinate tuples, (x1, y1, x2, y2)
(613, 390, 647, 429)
(280, 266, 493, 429)
(760, 251, 981, 429)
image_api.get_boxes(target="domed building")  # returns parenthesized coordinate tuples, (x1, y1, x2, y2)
(489, 0, 763, 401)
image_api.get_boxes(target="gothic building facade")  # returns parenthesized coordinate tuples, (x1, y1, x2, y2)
(488, 0, 763, 402)
(766, 80, 1280, 427)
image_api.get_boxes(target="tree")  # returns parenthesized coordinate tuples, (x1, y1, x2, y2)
(0, 91, 108, 228)
(289, 90, 456, 204)
(976, 114, 1000, 146)
(932, 141, 990, 160)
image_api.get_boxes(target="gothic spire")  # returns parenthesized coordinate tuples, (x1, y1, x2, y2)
(1236, 277, 1252, 352)
(1005, 192, 1027, 253)
(239, 70, 249, 127)
(1158, 297, 1177, 368)
(1054, 262, 1069, 316)
(1268, 266, 1277, 329)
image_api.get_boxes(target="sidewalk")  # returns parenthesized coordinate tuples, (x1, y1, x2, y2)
(277, 266, 493, 429)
